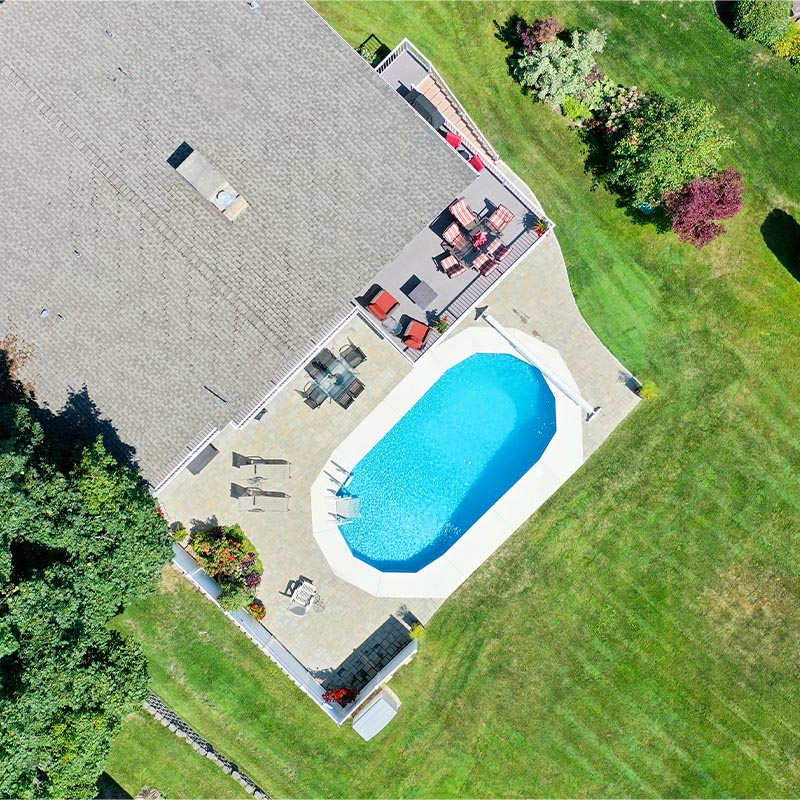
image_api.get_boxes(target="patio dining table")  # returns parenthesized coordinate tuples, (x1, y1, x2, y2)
(315, 358, 357, 400)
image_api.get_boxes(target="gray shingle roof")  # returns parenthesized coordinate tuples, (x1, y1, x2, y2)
(0, 0, 473, 483)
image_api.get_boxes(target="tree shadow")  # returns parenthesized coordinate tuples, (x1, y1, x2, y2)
(355, 33, 390, 67)
(0, 347, 139, 473)
(714, 0, 737, 33)
(35, 385, 138, 473)
(577, 126, 673, 233)
(0, 349, 28, 405)
(493, 14, 527, 78)
(762, 209, 800, 281)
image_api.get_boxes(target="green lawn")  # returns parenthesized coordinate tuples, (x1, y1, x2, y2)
(103, 711, 248, 799)
(111, 2, 800, 797)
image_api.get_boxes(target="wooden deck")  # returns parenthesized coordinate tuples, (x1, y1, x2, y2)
(414, 74, 496, 166)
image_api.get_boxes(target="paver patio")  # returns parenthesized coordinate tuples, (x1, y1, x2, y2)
(158, 231, 639, 671)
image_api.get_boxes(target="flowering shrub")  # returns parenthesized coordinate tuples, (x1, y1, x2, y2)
(513, 28, 607, 108)
(249, 601, 266, 621)
(563, 95, 592, 121)
(593, 85, 646, 135)
(533, 219, 550, 236)
(434, 315, 450, 334)
(322, 687, 358, 705)
(773, 24, 800, 65)
(192, 524, 263, 610)
(663, 168, 744, 248)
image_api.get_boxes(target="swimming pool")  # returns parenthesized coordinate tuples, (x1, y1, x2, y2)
(338, 353, 556, 572)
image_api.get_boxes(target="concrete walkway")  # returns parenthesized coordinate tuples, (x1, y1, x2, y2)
(158, 232, 639, 671)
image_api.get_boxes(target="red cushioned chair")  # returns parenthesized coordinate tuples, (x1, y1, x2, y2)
(403, 319, 430, 350)
(445, 131, 463, 149)
(468, 154, 485, 172)
(441, 254, 466, 279)
(442, 221, 471, 254)
(472, 252, 493, 273)
(493, 244, 511, 261)
(449, 197, 480, 231)
(486, 204, 515, 234)
(367, 289, 399, 321)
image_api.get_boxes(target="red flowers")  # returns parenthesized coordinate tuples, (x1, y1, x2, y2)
(322, 687, 358, 705)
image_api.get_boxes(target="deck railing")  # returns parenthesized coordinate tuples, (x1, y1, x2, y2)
(375, 38, 499, 163)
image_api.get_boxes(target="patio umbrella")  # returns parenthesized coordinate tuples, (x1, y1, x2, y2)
(409, 92, 445, 130)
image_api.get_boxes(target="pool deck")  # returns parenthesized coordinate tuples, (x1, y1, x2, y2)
(311, 327, 584, 598)
(157, 231, 640, 672)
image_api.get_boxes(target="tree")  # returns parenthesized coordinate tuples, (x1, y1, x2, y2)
(513, 29, 607, 107)
(602, 94, 733, 207)
(0, 402, 171, 798)
(663, 168, 745, 247)
(732, 0, 792, 46)
(516, 17, 564, 53)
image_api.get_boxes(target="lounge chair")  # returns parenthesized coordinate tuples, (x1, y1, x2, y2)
(239, 457, 291, 480)
(441, 254, 466, 279)
(402, 319, 430, 350)
(288, 580, 317, 615)
(347, 378, 365, 399)
(340, 342, 367, 368)
(367, 289, 399, 321)
(468, 154, 485, 172)
(303, 384, 327, 409)
(442, 222, 470, 254)
(485, 204, 515, 234)
(449, 197, 480, 231)
(237, 490, 290, 512)
(233, 454, 292, 480)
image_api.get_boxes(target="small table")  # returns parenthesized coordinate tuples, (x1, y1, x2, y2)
(381, 315, 403, 336)
(408, 277, 438, 308)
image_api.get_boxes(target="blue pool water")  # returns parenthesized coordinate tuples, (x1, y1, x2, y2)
(338, 353, 556, 572)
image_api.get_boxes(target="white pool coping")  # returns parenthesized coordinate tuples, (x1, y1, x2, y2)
(310, 327, 584, 598)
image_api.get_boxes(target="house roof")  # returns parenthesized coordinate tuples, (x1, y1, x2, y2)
(0, 0, 473, 483)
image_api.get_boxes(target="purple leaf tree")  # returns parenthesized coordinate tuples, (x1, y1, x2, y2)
(663, 168, 745, 248)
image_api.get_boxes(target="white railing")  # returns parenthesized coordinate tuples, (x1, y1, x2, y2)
(376, 38, 499, 162)
(171, 543, 418, 726)
(151, 425, 219, 494)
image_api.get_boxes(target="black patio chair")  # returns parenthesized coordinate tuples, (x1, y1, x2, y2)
(303, 384, 327, 409)
(313, 348, 336, 371)
(305, 360, 325, 380)
(347, 378, 365, 400)
(335, 391, 355, 410)
(340, 342, 367, 368)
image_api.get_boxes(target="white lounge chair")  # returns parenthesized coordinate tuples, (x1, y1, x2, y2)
(288, 580, 317, 615)
(237, 491, 289, 512)
(234, 457, 292, 480)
